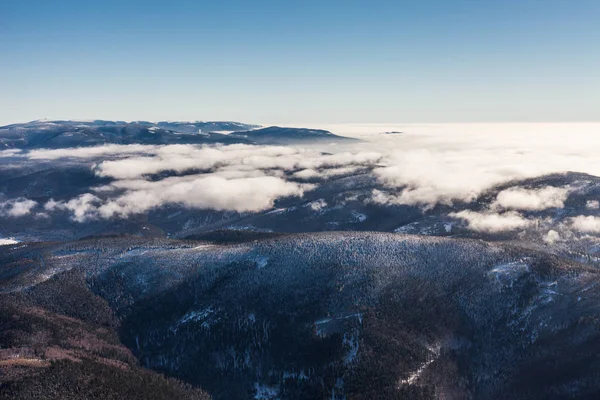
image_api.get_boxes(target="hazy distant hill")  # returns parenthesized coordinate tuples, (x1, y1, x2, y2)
(231, 126, 355, 144)
(0, 121, 355, 149)
(0, 120, 258, 149)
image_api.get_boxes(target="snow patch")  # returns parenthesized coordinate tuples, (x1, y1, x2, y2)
(306, 198, 328, 212)
(315, 313, 362, 338)
(0, 238, 19, 245)
(229, 225, 274, 233)
(254, 256, 269, 269)
(173, 306, 220, 331)
(538, 281, 560, 304)
(350, 210, 367, 222)
(254, 382, 279, 399)
(342, 329, 360, 365)
(265, 208, 288, 215)
(488, 260, 530, 288)
(398, 344, 440, 387)
(191, 244, 216, 251)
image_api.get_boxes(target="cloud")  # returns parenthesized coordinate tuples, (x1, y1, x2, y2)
(0, 198, 37, 218)
(543, 230, 561, 244)
(292, 166, 364, 180)
(25, 144, 157, 160)
(47, 176, 311, 222)
(94, 144, 294, 179)
(586, 200, 599, 210)
(369, 186, 466, 210)
(102, 175, 309, 218)
(2, 143, 380, 181)
(570, 216, 600, 233)
(0, 149, 22, 157)
(14, 123, 600, 222)
(360, 123, 600, 208)
(45, 194, 103, 222)
(65, 194, 103, 222)
(450, 210, 534, 233)
(491, 186, 569, 211)
(27, 143, 380, 221)
(93, 145, 381, 180)
(44, 199, 62, 211)
(306, 199, 328, 212)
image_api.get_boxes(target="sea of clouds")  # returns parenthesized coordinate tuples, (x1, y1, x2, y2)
(2, 123, 600, 234)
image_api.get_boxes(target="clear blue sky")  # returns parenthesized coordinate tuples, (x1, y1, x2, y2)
(1, 0, 599, 124)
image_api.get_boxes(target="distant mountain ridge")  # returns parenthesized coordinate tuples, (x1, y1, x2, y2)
(0, 120, 258, 149)
(155, 121, 260, 134)
(231, 125, 355, 144)
(0, 120, 353, 148)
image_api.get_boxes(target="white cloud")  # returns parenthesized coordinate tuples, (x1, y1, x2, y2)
(586, 200, 599, 210)
(543, 230, 561, 244)
(99, 175, 309, 218)
(26, 144, 157, 160)
(491, 186, 569, 211)
(306, 199, 328, 211)
(293, 169, 320, 180)
(65, 194, 103, 222)
(44, 198, 62, 211)
(372, 152, 483, 207)
(14, 123, 600, 221)
(292, 166, 364, 180)
(0, 149, 22, 157)
(369, 186, 466, 210)
(360, 123, 600, 208)
(86, 144, 381, 180)
(0, 238, 19, 245)
(0, 198, 37, 218)
(570, 216, 600, 233)
(45, 194, 103, 222)
(47, 176, 312, 222)
(450, 210, 534, 233)
(27, 143, 379, 221)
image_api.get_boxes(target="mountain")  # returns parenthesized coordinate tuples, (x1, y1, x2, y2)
(230, 126, 355, 144)
(1, 233, 599, 399)
(0, 120, 257, 149)
(0, 121, 357, 149)
(155, 121, 260, 134)
(2, 120, 600, 399)
(0, 279, 209, 399)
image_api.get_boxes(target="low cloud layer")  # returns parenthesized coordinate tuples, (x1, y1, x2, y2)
(94, 145, 382, 180)
(586, 200, 599, 210)
(2, 143, 379, 221)
(450, 210, 534, 233)
(543, 230, 561, 244)
(492, 186, 569, 211)
(361, 123, 600, 208)
(45, 194, 103, 223)
(99, 175, 310, 217)
(26, 144, 158, 160)
(2, 123, 600, 222)
(569, 216, 600, 233)
(0, 198, 38, 218)
(46, 176, 311, 221)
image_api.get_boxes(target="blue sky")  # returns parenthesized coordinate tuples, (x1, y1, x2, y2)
(1, 0, 599, 124)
